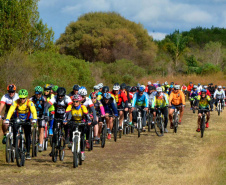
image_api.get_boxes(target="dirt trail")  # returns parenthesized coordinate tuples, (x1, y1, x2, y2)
(0, 103, 225, 185)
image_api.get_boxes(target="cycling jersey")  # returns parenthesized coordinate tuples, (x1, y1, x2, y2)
(67, 104, 90, 121)
(6, 99, 37, 121)
(45, 94, 55, 113)
(152, 93, 169, 108)
(198, 90, 211, 96)
(110, 90, 128, 107)
(147, 91, 156, 107)
(197, 85, 203, 93)
(48, 95, 72, 118)
(169, 90, 185, 105)
(190, 90, 198, 98)
(101, 99, 118, 116)
(0, 93, 19, 114)
(92, 100, 105, 116)
(30, 95, 46, 117)
(214, 90, 225, 99)
(196, 95, 212, 109)
(187, 84, 193, 92)
(181, 86, 187, 91)
(132, 92, 149, 108)
(82, 97, 94, 108)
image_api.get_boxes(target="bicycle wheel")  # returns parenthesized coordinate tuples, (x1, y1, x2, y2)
(11, 146, 15, 163)
(131, 125, 134, 133)
(148, 114, 152, 132)
(59, 134, 65, 161)
(15, 135, 25, 167)
(73, 137, 78, 168)
(32, 128, 38, 157)
(201, 116, 205, 138)
(173, 113, 178, 133)
(88, 126, 93, 151)
(101, 125, 106, 148)
(114, 119, 118, 142)
(44, 137, 48, 151)
(154, 117, 164, 137)
(138, 118, 141, 138)
(52, 142, 58, 162)
(218, 103, 221, 116)
(5, 135, 11, 163)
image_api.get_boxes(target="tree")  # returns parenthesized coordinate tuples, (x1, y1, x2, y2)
(56, 12, 157, 66)
(0, 0, 54, 55)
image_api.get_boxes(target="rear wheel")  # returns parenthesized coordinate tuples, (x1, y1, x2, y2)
(73, 137, 78, 168)
(5, 135, 11, 163)
(201, 116, 205, 138)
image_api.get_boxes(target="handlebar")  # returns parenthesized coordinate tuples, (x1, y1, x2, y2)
(68, 121, 87, 126)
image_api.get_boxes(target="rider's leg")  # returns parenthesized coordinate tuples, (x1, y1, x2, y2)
(119, 111, 124, 128)
(38, 119, 45, 145)
(141, 109, 147, 129)
(168, 108, 174, 124)
(94, 117, 99, 138)
(197, 113, 201, 130)
(163, 107, 168, 128)
(179, 106, 184, 121)
(206, 112, 210, 123)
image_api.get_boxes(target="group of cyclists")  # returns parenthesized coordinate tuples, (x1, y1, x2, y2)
(0, 81, 225, 165)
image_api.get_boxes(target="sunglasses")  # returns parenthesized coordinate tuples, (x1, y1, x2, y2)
(8, 91, 15, 94)
(81, 96, 86, 98)
(91, 97, 96, 99)
(73, 101, 79, 103)
(58, 95, 64, 98)
(20, 98, 26, 100)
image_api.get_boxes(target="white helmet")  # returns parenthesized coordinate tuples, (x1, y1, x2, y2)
(141, 85, 145, 89)
(193, 85, 197, 89)
(204, 85, 208, 89)
(98, 83, 103, 89)
(156, 87, 162, 92)
(147, 81, 152, 85)
(218, 86, 222, 89)
(165, 81, 168, 85)
(113, 83, 120, 90)
(94, 85, 100, 90)
(174, 85, 180, 90)
(78, 88, 87, 96)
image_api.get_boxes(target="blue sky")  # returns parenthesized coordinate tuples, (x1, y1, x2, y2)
(38, 0, 226, 41)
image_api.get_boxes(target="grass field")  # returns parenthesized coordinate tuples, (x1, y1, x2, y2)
(0, 103, 225, 185)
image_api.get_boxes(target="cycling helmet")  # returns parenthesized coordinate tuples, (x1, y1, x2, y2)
(162, 83, 164, 86)
(193, 85, 197, 89)
(18, 89, 28, 98)
(57, 87, 66, 96)
(73, 84, 80, 91)
(78, 86, 87, 96)
(139, 86, 145, 92)
(130, 86, 136, 92)
(156, 87, 162, 92)
(223, 86, 225, 89)
(113, 83, 120, 91)
(164, 81, 168, 85)
(141, 85, 145, 89)
(148, 86, 154, 91)
(170, 85, 174, 88)
(7, 84, 16, 92)
(72, 94, 82, 101)
(103, 93, 111, 99)
(204, 85, 208, 89)
(125, 86, 131, 92)
(52, 85, 58, 93)
(201, 89, 207, 93)
(171, 82, 174, 85)
(93, 85, 100, 90)
(218, 85, 222, 89)
(174, 85, 180, 90)
(198, 83, 201, 86)
(102, 86, 109, 93)
(44, 84, 52, 91)
(35, 86, 43, 94)
(147, 81, 152, 85)
(137, 83, 141, 88)
(98, 83, 104, 89)
(90, 92, 97, 98)
(120, 83, 126, 90)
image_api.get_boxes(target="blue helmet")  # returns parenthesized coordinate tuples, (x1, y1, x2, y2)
(103, 93, 111, 99)
(170, 85, 174, 88)
(139, 86, 145, 92)
(201, 89, 207, 93)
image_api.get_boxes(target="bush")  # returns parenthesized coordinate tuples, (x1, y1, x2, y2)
(199, 63, 220, 75)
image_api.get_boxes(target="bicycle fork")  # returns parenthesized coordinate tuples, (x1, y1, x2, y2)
(72, 128, 81, 153)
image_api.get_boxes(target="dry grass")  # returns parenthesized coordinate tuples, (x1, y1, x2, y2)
(140, 72, 226, 86)
(0, 103, 225, 185)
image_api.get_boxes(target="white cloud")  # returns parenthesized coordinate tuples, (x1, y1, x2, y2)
(149, 32, 167, 40)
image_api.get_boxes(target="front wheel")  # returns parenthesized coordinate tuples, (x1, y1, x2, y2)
(88, 126, 93, 151)
(101, 125, 106, 148)
(201, 116, 205, 138)
(155, 117, 164, 137)
(59, 135, 65, 161)
(32, 129, 38, 157)
(52, 142, 58, 162)
(173, 113, 178, 133)
(218, 103, 221, 116)
(15, 135, 25, 167)
(137, 118, 141, 138)
(73, 137, 79, 168)
(114, 119, 118, 142)
(5, 135, 11, 163)
(148, 114, 152, 132)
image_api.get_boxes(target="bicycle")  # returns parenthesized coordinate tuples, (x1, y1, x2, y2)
(154, 107, 164, 137)
(31, 121, 38, 158)
(197, 109, 210, 138)
(136, 106, 143, 138)
(88, 124, 94, 151)
(43, 118, 49, 151)
(5, 119, 15, 163)
(69, 121, 86, 168)
(216, 99, 223, 116)
(15, 119, 30, 167)
(52, 118, 65, 162)
(100, 117, 107, 148)
(147, 108, 154, 132)
(113, 115, 119, 142)
(169, 105, 181, 133)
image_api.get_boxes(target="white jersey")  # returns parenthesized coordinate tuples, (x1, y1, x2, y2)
(214, 89, 225, 99)
(49, 95, 72, 115)
(1, 93, 19, 114)
(197, 85, 203, 93)
(82, 97, 94, 108)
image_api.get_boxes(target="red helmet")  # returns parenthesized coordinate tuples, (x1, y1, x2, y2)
(90, 92, 97, 98)
(72, 94, 82, 101)
(7, 84, 16, 92)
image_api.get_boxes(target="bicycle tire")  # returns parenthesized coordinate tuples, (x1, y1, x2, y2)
(52, 142, 58, 162)
(44, 138, 48, 151)
(101, 125, 106, 148)
(148, 114, 151, 132)
(218, 103, 221, 116)
(131, 125, 134, 133)
(138, 118, 141, 138)
(79, 152, 82, 165)
(126, 126, 130, 134)
(73, 137, 78, 168)
(154, 117, 164, 137)
(5, 135, 11, 163)
(201, 116, 205, 138)
(114, 119, 118, 142)
(11, 147, 15, 163)
(32, 128, 37, 157)
(59, 134, 65, 161)
(15, 135, 24, 167)
(173, 113, 178, 133)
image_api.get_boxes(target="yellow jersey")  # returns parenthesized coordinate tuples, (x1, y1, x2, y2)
(66, 104, 88, 121)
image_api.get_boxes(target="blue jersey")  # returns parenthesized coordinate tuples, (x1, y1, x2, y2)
(30, 95, 46, 117)
(132, 92, 149, 107)
(101, 99, 118, 116)
(190, 90, 198, 98)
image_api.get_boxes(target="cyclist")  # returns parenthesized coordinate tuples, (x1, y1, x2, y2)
(198, 86, 211, 96)
(68, 84, 80, 98)
(52, 85, 58, 95)
(131, 86, 149, 132)
(111, 83, 128, 132)
(147, 86, 157, 129)
(66, 94, 92, 160)
(145, 81, 152, 92)
(30, 86, 47, 152)
(168, 85, 174, 95)
(164, 81, 170, 94)
(190, 85, 198, 110)
(89, 85, 100, 99)
(101, 93, 118, 139)
(214, 86, 225, 110)
(169, 85, 185, 128)
(152, 87, 169, 133)
(43, 84, 55, 136)
(195, 89, 213, 131)
(128, 87, 136, 125)
(197, 83, 202, 93)
(5, 89, 37, 159)
(181, 84, 187, 96)
(208, 83, 215, 99)
(97, 83, 104, 96)
(187, 82, 193, 98)
(45, 87, 72, 154)
(0, 84, 19, 144)
(79, 86, 97, 148)
(90, 92, 105, 143)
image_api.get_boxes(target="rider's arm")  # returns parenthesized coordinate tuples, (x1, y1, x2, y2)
(6, 101, 18, 120)
(207, 96, 213, 109)
(181, 92, 185, 105)
(164, 94, 169, 106)
(121, 92, 128, 108)
(99, 103, 105, 116)
(29, 101, 37, 121)
(145, 94, 149, 108)
(213, 91, 217, 98)
(151, 96, 156, 109)
(90, 105, 97, 122)
(110, 102, 118, 116)
(0, 95, 7, 116)
(132, 93, 137, 107)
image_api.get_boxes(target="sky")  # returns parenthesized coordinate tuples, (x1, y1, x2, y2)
(38, 0, 226, 41)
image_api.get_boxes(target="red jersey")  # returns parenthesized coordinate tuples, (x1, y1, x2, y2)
(198, 90, 211, 96)
(110, 90, 128, 106)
